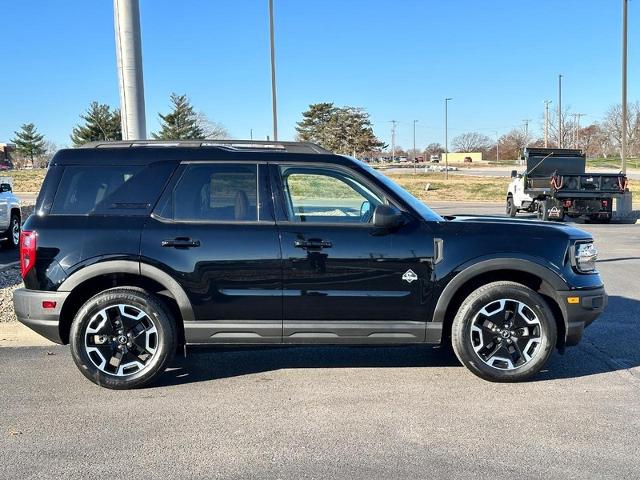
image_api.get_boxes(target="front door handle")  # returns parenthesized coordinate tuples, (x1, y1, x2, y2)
(294, 239, 332, 249)
(161, 237, 201, 248)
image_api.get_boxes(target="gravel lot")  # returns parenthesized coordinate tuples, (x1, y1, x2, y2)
(0, 267, 21, 323)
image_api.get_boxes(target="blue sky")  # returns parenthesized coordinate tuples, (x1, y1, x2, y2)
(1, 0, 637, 149)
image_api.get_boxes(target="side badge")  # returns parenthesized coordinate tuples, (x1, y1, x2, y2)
(402, 269, 418, 283)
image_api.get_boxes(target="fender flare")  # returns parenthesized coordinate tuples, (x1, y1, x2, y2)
(58, 260, 194, 322)
(431, 257, 568, 326)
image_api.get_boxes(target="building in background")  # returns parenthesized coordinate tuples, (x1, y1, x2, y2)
(0, 143, 15, 170)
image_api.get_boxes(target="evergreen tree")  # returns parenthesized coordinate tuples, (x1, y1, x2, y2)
(296, 103, 385, 155)
(71, 102, 122, 146)
(11, 123, 46, 165)
(153, 93, 204, 140)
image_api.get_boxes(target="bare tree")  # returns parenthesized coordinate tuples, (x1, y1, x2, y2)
(544, 107, 574, 148)
(498, 129, 530, 160)
(451, 132, 493, 152)
(423, 143, 445, 157)
(196, 112, 229, 139)
(601, 102, 640, 157)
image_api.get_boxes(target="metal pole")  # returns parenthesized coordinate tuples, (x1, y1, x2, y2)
(413, 120, 418, 174)
(390, 120, 397, 163)
(269, 0, 278, 141)
(250, 128, 253, 140)
(558, 74, 563, 148)
(621, 0, 628, 174)
(544, 100, 551, 147)
(113, 0, 147, 140)
(493, 131, 499, 162)
(445, 98, 452, 180)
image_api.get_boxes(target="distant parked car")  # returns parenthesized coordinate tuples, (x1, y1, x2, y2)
(430, 155, 440, 163)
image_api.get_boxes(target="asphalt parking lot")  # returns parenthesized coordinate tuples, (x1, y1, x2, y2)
(1, 202, 639, 479)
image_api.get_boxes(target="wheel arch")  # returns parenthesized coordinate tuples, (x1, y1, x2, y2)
(433, 259, 568, 349)
(57, 260, 193, 345)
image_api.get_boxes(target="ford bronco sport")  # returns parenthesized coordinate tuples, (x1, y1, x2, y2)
(14, 140, 607, 389)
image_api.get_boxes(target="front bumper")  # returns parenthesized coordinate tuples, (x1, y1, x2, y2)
(13, 288, 69, 344)
(556, 286, 607, 346)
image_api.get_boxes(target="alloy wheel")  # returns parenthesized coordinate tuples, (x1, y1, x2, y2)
(470, 298, 542, 370)
(84, 304, 158, 377)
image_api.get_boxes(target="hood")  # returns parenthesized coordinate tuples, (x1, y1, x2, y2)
(441, 215, 592, 240)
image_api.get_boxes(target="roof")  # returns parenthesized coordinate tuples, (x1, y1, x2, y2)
(51, 140, 346, 167)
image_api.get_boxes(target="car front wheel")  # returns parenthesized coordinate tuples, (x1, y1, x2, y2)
(451, 281, 557, 382)
(70, 288, 177, 389)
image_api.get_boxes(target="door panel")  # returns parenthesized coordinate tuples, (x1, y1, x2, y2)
(140, 162, 282, 344)
(273, 163, 435, 344)
(142, 220, 282, 343)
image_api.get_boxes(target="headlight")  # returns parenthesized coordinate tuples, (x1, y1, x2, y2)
(574, 242, 598, 273)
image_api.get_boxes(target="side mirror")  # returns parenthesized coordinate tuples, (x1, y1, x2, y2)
(510, 170, 518, 178)
(372, 204, 404, 229)
(0, 183, 11, 192)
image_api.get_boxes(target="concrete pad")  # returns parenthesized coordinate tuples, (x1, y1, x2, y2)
(0, 322, 56, 348)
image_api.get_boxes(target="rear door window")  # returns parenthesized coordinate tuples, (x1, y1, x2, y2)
(50, 162, 176, 215)
(157, 163, 260, 222)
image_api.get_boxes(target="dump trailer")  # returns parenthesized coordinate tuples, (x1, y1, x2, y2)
(506, 148, 629, 223)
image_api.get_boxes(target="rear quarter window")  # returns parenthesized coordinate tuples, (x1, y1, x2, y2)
(50, 162, 177, 215)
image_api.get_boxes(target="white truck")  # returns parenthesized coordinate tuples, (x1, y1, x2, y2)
(507, 148, 628, 223)
(0, 176, 21, 247)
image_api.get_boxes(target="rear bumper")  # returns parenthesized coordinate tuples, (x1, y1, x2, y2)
(556, 286, 607, 346)
(13, 288, 69, 344)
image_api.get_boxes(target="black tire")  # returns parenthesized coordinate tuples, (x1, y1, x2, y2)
(451, 281, 557, 382)
(506, 195, 517, 217)
(537, 201, 549, 221)
(2, 212, 20, 249)
(70, 288, 177, 389)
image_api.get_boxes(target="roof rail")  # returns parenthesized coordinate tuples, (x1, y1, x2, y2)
(80, 139, 331, 154)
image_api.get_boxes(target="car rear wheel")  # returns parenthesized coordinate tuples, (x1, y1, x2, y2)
(70, 288, 177, 389)
(2, 212, 20, 249)
(506, 195, 517, 217)
(451, 281, 557, 382)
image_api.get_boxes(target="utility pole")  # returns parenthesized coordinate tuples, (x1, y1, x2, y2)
(544, 100, 552, 147)
(445, 98, 452, 180)
(522, 119, 531, 140)
(412, 119, 418, 174)
(558, 74, 563, 148)
(493, 131, 499, 162)
(269, 0, 278, 141)
(572, 113, 587, 148)
(250, 129, 253, 140)
(113, 0, 147, 140)
(390, 120, 397, 163)
(621, 0, 628, 174)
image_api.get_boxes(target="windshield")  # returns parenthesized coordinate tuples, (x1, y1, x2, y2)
(356, 160, 444, 222)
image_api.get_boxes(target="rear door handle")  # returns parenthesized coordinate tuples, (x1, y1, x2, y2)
(294, 239, 332, 249)
(161, 237, 200, 248)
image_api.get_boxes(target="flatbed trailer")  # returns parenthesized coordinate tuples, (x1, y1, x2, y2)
(507, 148, 628, 223)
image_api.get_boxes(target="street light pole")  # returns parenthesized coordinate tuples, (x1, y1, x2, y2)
(113, 0, 147, 140)
(390, 120, 397, 163)
(544, 100, 552, 147)
(269, 0, 278, 141)
(413, 119, 418, 174)
(621, 0, 628, 174)
(558, 74, 563, 148)
(445, 98, 452, 180)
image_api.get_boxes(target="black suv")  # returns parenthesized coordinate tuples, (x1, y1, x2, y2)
(14, 140, 607, 389)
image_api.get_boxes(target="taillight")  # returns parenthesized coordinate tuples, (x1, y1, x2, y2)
(20, 230, 36, 278)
